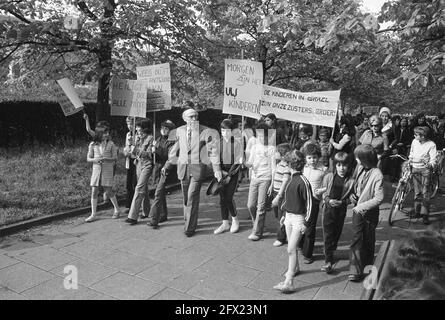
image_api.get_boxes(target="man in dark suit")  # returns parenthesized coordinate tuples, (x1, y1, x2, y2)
(162, 108, 222, 237)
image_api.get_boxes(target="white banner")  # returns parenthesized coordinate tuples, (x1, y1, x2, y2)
(260, 85, 341, 128)
(56, 78, 84, 109)
(110, 78, 147, 118)
(53, 83, 83, 117)
(136, 63, 171, 112)
(223, 59, 263, 119)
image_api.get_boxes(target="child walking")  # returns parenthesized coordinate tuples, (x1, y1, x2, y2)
(85, 125, 121, 222)
(298, 143, 328, 263)
(320, 152, 354, 273)
(270, 143, 293, 247)
(349, 144, 384, 282)
(245, 123, 276, 241)
(273, 150, 316, 293)
(408, 126, 437, 225)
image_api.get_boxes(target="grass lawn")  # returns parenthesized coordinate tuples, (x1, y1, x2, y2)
(0, 143, 128, 226)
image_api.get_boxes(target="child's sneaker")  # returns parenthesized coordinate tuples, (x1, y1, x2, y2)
(214, 222, 230, 235)
(112, 211, 120, 219)
(273, 281, 295, 293)
(273, 240, 284, 247)
(248, 233, 260, 241)
(321, 262, 333, 274)
(303, 256, 314, 264)
(85, 215, 97, 223)
(230, 217, 239, 233)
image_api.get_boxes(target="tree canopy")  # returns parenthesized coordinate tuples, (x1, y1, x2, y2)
(0, 0, 444, 118)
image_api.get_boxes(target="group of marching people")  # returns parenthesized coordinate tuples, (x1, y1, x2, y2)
(81, 106, 443, 294)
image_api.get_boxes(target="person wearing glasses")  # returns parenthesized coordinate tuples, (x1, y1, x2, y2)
(358, 115, 389, 169)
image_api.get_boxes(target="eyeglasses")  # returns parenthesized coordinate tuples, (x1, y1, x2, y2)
(370, 125, 379, 127)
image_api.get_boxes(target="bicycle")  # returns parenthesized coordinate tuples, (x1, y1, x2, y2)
(388, 154, 412, 226)
(430, 149, 444, 199)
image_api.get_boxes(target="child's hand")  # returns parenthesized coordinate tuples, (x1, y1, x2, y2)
(315, 187, 326, 196)
(272, 195, 280, 208)
(83, 113, 88, 120)
(279, 216, 285, 226)
(329, 199, 341, 207)
(267, 185, 273, 196)
(300, 225, 307, 234)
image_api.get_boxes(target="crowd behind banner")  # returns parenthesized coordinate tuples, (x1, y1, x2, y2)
(80, 104, 445, 297)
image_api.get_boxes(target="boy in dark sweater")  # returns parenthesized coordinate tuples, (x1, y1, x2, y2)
(273, 150, 316, 293)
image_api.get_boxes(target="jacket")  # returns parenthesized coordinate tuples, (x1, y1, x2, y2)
(164, 124, 221, 181)
(322, 172, 355, 207)
(350, 165, 384, 216)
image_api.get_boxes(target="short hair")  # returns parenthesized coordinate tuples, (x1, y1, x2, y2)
(277, 143, 293, 157)
(370, 115, 383, 127)
(93, 125, 109, 143)
(160, 119, 175, 130)
(354, 144, 378, 169)
(97, 120, 110, 129)
(304, 143, 321, 158)
(285, 150, 305, 171)
(299, 124, 313, 136)
(220, 119, 234, 130)
(264, 113, 277, 122)
(136, 118, 152, 134)
(414, 126, 430, 138)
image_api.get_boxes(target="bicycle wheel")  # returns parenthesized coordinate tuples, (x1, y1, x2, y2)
(430, 172, 439, 199)
(389, 184, 403, 226)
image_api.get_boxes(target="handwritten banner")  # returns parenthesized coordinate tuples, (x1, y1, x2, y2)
(110, 78, 147, 118)
(136, 63, 171, 112)
(223, 59, 263, 119)
(260, 85, 341, 128)
(56, 78, 84, 109)
(53, 82, 83, 117)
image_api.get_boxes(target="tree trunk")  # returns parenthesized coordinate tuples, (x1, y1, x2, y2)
(95, 2, 116, 123)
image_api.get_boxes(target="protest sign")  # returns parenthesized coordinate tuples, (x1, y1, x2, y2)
(260, 85, 341, 128)
(362, 105, 380, 115)
(223, 59, 263, 119)
(136, 63, 171, 112)
(110, 78, 147, 118)
(56, 78, 84, 109)
(53, 82, 83, 117)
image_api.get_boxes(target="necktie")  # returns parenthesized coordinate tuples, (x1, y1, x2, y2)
(187, 125, 192, 150)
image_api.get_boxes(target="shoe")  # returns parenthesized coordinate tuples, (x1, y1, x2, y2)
(159, 217, 168, 223)
(273, 240, 284, 247)
(303, 256, 314, 264)
(112, 211, 120, 219)
(214, 222, 230, 235)
(139, 214, 149, 219)
(185, 231, 195, 237)
(273, 281, 295, 293)
(85, 215, 97, 223)
(230, 217, 239, 233)
(248, 233, 260, 241)
(124, 218, 138, 225)
(422, 215, 430, 225)
(147, 221, 159, 229)
(348, 274, 365, 282)
(321, 262, 333, 274)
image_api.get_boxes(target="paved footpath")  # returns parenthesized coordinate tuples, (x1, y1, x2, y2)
(1, 180, 444, 300)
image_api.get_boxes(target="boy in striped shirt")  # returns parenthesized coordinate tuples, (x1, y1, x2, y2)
(270, 143, 293, 247)
(274, 150, 316, 293)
